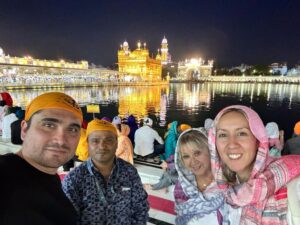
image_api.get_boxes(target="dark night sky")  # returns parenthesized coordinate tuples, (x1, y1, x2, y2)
(0, 0, 299, 67)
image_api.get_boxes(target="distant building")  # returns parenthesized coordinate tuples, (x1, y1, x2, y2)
(269, 63, 288, 75)
(0, 46, 126, 82)
(177, 58, 213, 80)
(0, 46, 88, 69)
(287, 64, 300, 76)
(229, 64, 252, 74)
(117, 40, 163, 81)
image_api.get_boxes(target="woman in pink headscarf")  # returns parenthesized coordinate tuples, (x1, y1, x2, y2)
(208, 105, 300, 225)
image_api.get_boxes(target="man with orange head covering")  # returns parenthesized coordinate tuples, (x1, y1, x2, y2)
(282, 121, 300, 155)
(63, 119, 149, 225)
(0, 92, 82, 225)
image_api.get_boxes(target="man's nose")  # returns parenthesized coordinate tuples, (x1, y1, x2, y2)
(52, 127, 66, 145)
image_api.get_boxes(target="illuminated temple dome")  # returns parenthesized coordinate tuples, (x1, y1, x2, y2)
(122, 41, 129, 53)
(118, 40, 162, 81)
(162, 37, 168, 44)
(160, 36, 170, 65)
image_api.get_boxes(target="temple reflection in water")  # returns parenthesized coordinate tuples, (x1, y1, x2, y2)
(7, 82, 300, 127)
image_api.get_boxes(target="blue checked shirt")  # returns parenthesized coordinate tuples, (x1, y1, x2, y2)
(62, 158, 149, 225)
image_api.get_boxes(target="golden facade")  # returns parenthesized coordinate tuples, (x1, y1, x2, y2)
(117, 40, 162, 81)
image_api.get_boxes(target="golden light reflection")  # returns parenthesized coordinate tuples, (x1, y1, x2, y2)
(6, 82, 300, 123)
(174, 83, 211, 110)
(118, 86, 169, 121)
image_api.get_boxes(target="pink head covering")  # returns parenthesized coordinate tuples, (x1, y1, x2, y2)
(209, 105, 269, 183)
(209, 105, 300, 224)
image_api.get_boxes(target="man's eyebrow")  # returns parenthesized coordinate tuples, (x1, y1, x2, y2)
(41, 118, 60, 123)
(70, 123, 81, 129)
(41, 118, 81, 129)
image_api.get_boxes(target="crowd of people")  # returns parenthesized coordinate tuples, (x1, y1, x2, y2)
(0, 90, 300, 225)
(0, 73, 119, 86)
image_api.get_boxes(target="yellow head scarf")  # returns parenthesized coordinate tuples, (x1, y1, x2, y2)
(179, 124, 192, 132)
(25, 92, 82, 122)
(75, 128, 89, 161)
(86, 119, 118, 138)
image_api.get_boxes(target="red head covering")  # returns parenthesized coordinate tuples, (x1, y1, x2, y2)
(0, 92, 13, 107)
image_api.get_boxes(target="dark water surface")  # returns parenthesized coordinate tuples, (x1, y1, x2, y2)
(9, 82, 300, 139)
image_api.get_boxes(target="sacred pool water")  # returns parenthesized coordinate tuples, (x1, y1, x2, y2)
(7, 82, 300, 139)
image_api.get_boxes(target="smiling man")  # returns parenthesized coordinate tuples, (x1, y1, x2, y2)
(0, 92, 83, 225)
(62, 119, 149, 225)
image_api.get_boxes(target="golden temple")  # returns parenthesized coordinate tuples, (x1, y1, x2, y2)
(117, 37, 170, 81)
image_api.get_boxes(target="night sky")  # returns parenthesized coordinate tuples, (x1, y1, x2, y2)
(0, 0, 299, 67)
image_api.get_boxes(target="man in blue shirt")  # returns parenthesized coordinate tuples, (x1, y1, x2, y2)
(63, 119, 149, 225)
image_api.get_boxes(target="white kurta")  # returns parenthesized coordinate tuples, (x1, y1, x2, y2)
(2, 113, 18, 139)
(134, 125, 164, 156)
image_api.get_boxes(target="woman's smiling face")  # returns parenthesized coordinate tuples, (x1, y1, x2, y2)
(216, 110, 258, 182)
(180, 142, 211, 177)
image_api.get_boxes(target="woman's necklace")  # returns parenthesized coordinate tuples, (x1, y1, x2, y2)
(200, 182, 209, 188)
(198, 182, 209, 191)
(197, 176, 213, 191)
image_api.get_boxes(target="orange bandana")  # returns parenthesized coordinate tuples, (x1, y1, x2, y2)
(86, 119, 118, 138)
(25, 92, 82, 122)
(179, 124, 192, 132)
(294, 121, 300, 135)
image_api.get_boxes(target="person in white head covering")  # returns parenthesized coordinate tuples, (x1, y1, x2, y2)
(265, 122, 284, 157)
(112, 116, 122, 125)
(134, 117, 164, 159)
(204, 118, 214, 133)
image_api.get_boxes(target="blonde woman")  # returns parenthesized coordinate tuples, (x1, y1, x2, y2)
(174, 128, 228, 225)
